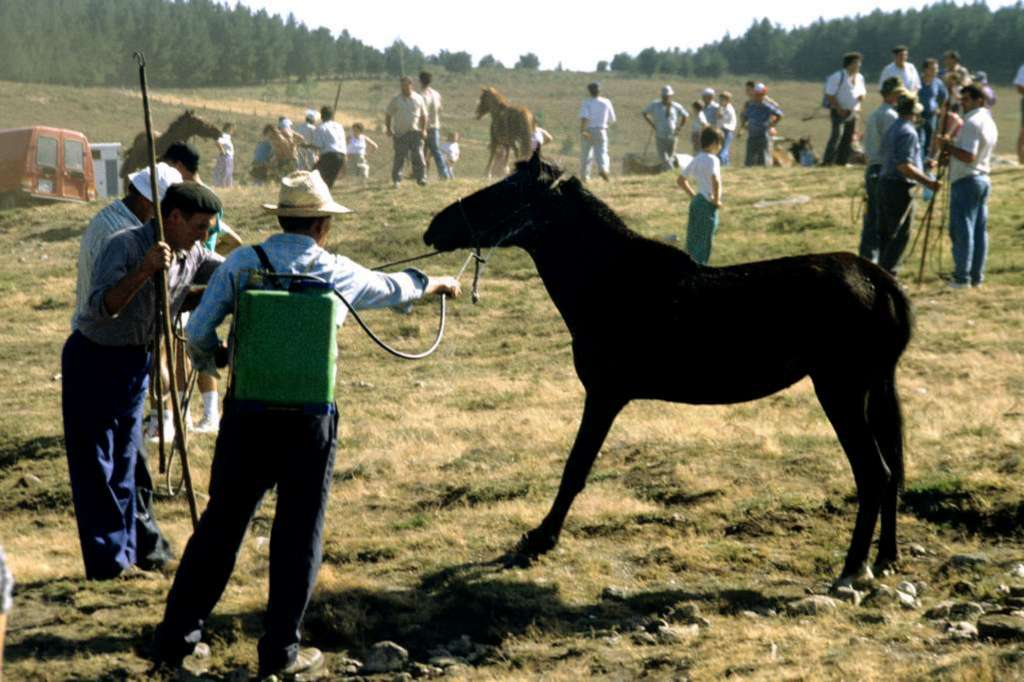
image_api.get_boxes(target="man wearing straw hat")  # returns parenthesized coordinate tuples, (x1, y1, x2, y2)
(62, 182, 223, 581)
(155, 170, 461, 679)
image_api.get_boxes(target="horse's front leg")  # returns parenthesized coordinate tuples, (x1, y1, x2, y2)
(512, 394, 626, 563)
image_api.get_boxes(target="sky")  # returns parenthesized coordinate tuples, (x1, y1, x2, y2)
(236, 0, 1017, 72)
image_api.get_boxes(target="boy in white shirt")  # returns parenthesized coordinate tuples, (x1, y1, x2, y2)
(717, 91, 737, 166)
(677, 127, 724, 265)
(441, 132, 461, 177)
(346, 123, 378, 185)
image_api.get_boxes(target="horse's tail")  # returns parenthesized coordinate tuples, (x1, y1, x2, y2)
(513, 108, 534, 159)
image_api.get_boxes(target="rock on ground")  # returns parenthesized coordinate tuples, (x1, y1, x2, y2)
(947, 621, 979, 641)
(361, 641, 410, 674)
(978, 615, 1024, 642)
(787, 596, 839, 616)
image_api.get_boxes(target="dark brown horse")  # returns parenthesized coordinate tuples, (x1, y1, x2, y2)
(475, 87, 535, 179)
(424, 152, 913, 588)
(121, 110, 222, 179)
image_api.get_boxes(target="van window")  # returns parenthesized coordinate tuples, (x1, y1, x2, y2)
(64, 139, 85, 173)
(36, 136, 58, 169)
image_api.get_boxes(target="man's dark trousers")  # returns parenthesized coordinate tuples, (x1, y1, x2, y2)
(156, 400, 338, 675)
(877, 178, 915, 275)
(823, 110, 856, 165)
(62, 330, 165, 579)
(858, 164, 882, 262)
(316, 152, 345, 188)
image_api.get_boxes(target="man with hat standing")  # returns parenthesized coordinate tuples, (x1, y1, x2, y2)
(700, 87, 720, 128)
(580, 81, 616, 182)
(858, 77, 906, 263)
(71, 162, 184, 572)
(62, 182, 224, 581)
(642, 85, 689, 172)
(877, 93, 940, 275)
(743, 83, 782, 167)
(154, 171, 461, 679)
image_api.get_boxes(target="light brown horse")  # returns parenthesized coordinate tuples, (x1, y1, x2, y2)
(475, 87, 535, 178)
(121, 110, 222, 179)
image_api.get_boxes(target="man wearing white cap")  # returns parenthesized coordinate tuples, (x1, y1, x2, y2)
(642, 85, 689, 172)
(155, 170, 461, 679)
(295, 110, 319, 171)
(700, 87, 720, 128)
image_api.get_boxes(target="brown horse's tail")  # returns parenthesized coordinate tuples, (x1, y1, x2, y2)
(514, 109, 535, 159)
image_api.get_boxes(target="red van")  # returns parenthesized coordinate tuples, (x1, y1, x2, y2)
(0, 127, 97, 209)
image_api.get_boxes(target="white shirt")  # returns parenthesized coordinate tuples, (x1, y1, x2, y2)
(879, 62, 921, 93)
(692, 110, 708, 134)
(217, 133, 234, 158)
(718, 103, 737, 132)
(826, 70, 867, 111)
(420, 87, 443, 129)
(347, 134, 367, 156)
(1015, 64, 1024, 88)
(949, 106, 998, 184)
(313, 120, 346, 154)
(442, 141, 460, 163)
(580, 96, 616, 129)
(682, 151, 721, 201)
(531, 127, 548, 152)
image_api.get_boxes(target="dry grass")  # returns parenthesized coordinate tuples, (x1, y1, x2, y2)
(1, 76, 1024, 680)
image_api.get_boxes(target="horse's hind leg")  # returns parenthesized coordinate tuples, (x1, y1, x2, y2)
(868, 369, 904, 574)
(513, 394, 625, 563)
(813, 376, 891, 587)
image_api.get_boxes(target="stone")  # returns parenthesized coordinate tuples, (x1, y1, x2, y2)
(1009, 563, 1024, 579)
(787, 596, 839, 616)
(832, 585, 863, 606)
(897, 591, 918, 610)
(924, 601, 954, 619)
(862, 585, 898, 608)
(740, 610, 760, 619)
(601, 586, 628, 602)
(979, 615, 1024, 642)
(428, 656, 461, 668)
(656, 624, 699, 644)
(947, 621, 979, 641)
(17, 474, 42, 488)
(632, 631, 658, 646)
(909, 544, 928, 557)
(361, 641, 410, 674)
(949, 554, 988, 569)
(896, 582, 918, 599)
(949, 602, 985, 621)
(952, 580, 976, 596)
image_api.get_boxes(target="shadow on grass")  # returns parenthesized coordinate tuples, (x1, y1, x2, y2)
(5, 631, 140, 663)
(33, 226, 81, 243)
(0, 434, 65, 470)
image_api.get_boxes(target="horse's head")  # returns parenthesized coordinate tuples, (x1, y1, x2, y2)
(475, 87, 497, 119)
(425, 150, 563, 252)
(178, 110, 222, 139)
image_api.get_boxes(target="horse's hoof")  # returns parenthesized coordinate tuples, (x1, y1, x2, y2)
(501, 550, 534, 569)
(873, 554, 900, 578)
(513, 529, 558, 559)
(833, 563, 875, 592)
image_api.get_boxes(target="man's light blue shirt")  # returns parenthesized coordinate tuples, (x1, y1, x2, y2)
(185, 232, 428, 373)
(864, 103, 899, 166)
(642, 100, 689, 138)
(73, 199, 142, 331)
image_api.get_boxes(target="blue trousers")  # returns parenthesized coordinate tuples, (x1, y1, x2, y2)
(719, 130, 734, 166)
(859, 164, 882, 262)
(156, 400, 338, 675)
(425, 127, 451, 179)
(918, 115, 937, 161)
(685, 194, 719, 265)
(62, 331, 156, 579)
(949, 174, 990, 285)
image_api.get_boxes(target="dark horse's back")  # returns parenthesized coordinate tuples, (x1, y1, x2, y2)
(573, 245, 912, 405)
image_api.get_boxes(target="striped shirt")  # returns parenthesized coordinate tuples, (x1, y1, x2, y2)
(73, 199, 143, 331)
(185, 232, 428, 374)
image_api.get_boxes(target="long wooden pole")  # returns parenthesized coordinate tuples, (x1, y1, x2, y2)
(134, 52, 199, 529)
(332, 80, 342, 114)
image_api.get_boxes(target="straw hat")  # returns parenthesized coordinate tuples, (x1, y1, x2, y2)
(262, 171, 352, 217)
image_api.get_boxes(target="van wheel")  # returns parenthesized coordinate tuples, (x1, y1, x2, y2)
(0, 193, 18, 211)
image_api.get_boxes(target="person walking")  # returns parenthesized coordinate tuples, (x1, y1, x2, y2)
(876, 93, 940, 275)
(579, 81, 616, 182)
(917, 58, 948, 161)
(858, 78, 905, 263)
(743, 83, 782, 167)
(295, 110, 319, 172)
(154, 170, 461, 679)
(822, 52, 867, 166)
(879, 45, 921, 94)
(641, 85, 689, 172)
(942, 83, 998, 288)
(312, 107, 347, 188)
(62, 183, 223, 580)
(419, 71, 451, 180)
(385, 76, 429, 188)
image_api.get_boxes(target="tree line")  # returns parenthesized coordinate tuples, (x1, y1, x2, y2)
(604, 2, 1024, 83)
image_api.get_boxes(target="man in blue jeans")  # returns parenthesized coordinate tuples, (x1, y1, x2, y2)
(419, 71, 451, 180)
(154, 171, 461, 679)
(941, 84, 998, 288)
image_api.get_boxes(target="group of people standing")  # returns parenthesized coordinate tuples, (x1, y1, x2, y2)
(846, 45, 1001, 288)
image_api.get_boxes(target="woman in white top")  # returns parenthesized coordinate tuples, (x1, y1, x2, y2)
(345, 123, 379, 184)
(717, 92, 738, 165)
(213, 123, 235, 188)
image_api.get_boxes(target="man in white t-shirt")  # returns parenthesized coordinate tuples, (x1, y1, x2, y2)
(1015, 63, 1024, 163)
(823, 52, 867, 166)
(879, 45, 921, 94)
(419, 71, 451, 180)
(579, 82, 616, 182)
(941, 83, 998, 288)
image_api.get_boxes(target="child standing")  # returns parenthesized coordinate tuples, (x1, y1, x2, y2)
(346, 123, 379, 184)
(677, 127, 724, 265)
(717, 92, 737, 166)
(691, 101, 708, 153)
(441, 132, 461, 177)
(213, 122, 234, 188)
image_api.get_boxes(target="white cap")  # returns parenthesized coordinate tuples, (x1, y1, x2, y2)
(661, 85, 674, 97)
(128, 162, 182, 203)
(702, 87, 716, 97)
(305, 109, 317, 122)
(752, 82, 767, 94)
(278, 117, 293, 129)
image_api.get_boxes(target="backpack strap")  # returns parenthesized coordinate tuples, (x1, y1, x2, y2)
(252, 244, 285, 290)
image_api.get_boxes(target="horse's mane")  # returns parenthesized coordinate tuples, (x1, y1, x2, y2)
(482, 87, 511, 108)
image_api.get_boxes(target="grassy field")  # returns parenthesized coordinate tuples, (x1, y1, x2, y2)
(1, 72, 1024, 680)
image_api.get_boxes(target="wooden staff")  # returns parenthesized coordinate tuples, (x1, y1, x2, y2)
(333, 80, 342, 114)
(134, 52, 199, 528)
